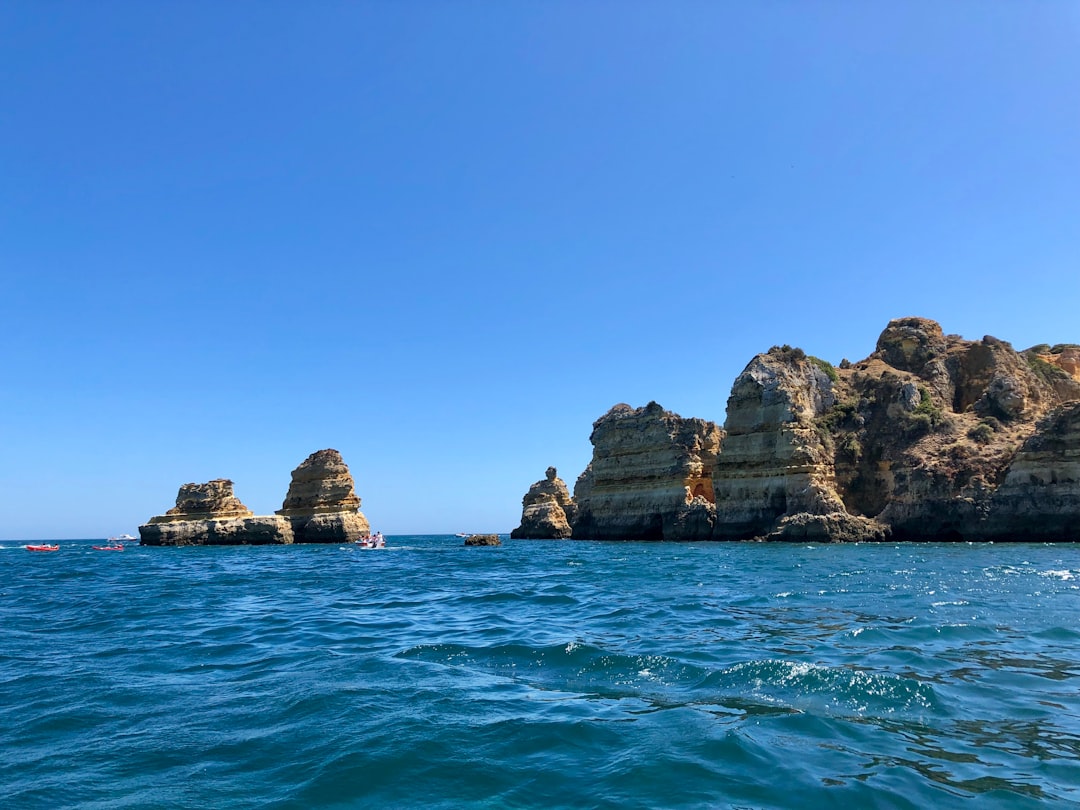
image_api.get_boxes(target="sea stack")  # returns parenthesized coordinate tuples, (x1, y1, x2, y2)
(276, 449, 370, 543)
(510, 466, 575, 539)
(139, 479, 294, 546)
(570, 402, 723, 541)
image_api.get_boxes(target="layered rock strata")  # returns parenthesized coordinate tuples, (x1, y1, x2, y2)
(277, 449, 370, 543)
(712, 317, 1080, 541)
(139, 450, 370, 546)
(520, 317, 1080, 542)
(510, 467, 575, 539)
(570, 402, 723, 541)
(139, 479, 294, 546)
(970, 402, 1080, 541)
(711, 346, 872, 540)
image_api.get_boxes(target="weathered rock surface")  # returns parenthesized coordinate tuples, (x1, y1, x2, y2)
(716, 318, 1080, 541)
(972, 402, 1080, 541)
(277, 449, 370, 543)
(154, 479, 254, 522)
(510, 467, 575, 539)
(570, 402, 723, 541)
(139, 479, 294, 546)
(536, 318, 1080, 543)
(464, 534, 502, 546)
(711, 346, 872, 540)
(139, 451, 370, 546)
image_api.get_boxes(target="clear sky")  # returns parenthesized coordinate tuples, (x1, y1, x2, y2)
(3, 3, 1078, 539)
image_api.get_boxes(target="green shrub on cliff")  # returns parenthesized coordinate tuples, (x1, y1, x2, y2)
(903, 385, 946, 437)
(809, 355, 839, 383)
(769, 344, 807, 362)
(839, 434, 863, 462)
(1025, 353, 1070, 386)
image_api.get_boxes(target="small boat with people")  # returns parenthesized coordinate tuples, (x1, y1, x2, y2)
(93, 540, 125, 551)
(356, 531, 386, 549)
(26, 544, 59, 552)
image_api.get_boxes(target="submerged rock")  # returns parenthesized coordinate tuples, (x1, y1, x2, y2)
(464, 534, 501, 546)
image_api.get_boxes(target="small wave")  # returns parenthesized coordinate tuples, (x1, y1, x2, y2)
(696, 659, 939, 716)
(1041, 569, 1075, 581)
(395, 641, 707, 696)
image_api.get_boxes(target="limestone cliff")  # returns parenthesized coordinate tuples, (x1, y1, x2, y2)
(712, 317, 1080, 541)
(277, 449, 370, 543)
(570, 402, 723, 541)
(510, 466, 575, 539)
(139, 479, 294, 546)
(542, 317, 1079, 543)
(710, 346, 883, 541)
(973, 402, 1080, 541)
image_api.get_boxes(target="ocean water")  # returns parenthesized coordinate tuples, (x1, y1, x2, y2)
(2, 537, 1079, 809)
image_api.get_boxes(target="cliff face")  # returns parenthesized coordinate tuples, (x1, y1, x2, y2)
(277, 449, 370, 543)
(510, 467, 575, 539)
(139, 479, 294, 546)
(571, 402, 723, 541)
(711, 347, 887, 542)
(973, 402, 1080, 541)
(717, 317, 1079, 541)
(139, 450, 370, 546)
(526, 318, 1079, 543)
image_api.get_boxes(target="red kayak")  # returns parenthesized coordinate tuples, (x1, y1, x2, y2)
(92, 545, 124, 551)
(26, 545, 59, 552)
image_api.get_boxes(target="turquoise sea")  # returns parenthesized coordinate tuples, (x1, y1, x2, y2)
(2, 536, 1079, 809)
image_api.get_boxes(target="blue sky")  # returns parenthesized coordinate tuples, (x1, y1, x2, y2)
(3, 3, 1078, 539)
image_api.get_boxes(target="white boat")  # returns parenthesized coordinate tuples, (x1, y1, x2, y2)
(357, 532, 385, 549)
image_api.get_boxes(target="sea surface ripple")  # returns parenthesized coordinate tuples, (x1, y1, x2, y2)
(2, 537, 1079, 808)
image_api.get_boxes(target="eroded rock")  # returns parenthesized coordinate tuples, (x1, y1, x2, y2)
(571, 402, 722, 541)
(139, 479, 294, 546)
(277, 449, 370, 543)
(510, 466, 575, 539)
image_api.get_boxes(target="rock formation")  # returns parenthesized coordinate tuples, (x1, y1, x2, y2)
(139, 450, 370, 546)
(971, 402, 1080, 541)
(710, 345, 875, 541)
(519, 318, 1080, 543)
(570, 402, 723, 541)
(139, 479, 294, 546)
(277, 449, 370, 543)
(510, 467, 575, 538)
(464, 534, 502, 546)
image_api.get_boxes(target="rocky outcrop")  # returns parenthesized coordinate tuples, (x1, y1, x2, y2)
(464, 534, 502, 546)
(711, 346, 878, 540)
(972, 402, 1080, 541)
(277, 449, 370, 543)
(570, 402, 723, 541)
(510, 467, 575, 539)
(139, 479, 294, 546)
(139, 451, 370, 546)
(536, 318, 1080, 543)
(713, 318, 1079, 541)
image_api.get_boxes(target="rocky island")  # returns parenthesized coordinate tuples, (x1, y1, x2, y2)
(513, 318, 1080, 542)
(139, 449, 369, 545)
